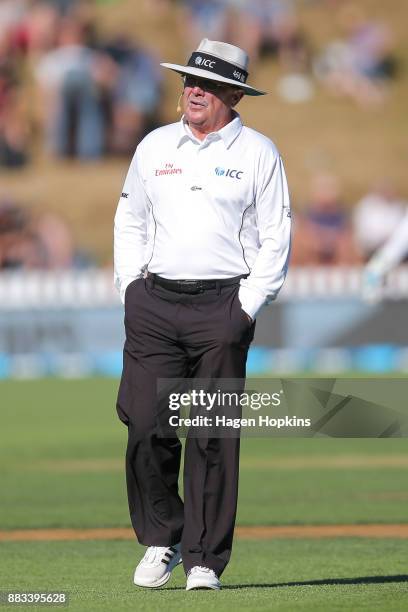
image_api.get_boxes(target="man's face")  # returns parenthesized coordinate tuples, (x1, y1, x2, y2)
(182, 75, 243, 137)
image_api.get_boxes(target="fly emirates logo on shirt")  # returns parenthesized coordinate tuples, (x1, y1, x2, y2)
(155, 162, 183, 176)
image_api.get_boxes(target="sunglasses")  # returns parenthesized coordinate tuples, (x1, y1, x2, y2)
(183, 75, 231, 93)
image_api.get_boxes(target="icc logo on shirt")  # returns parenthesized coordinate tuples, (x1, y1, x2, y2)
(215, 167, 243, 180)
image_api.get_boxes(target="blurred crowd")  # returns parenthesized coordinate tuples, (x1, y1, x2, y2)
(0, 197, 92, 269)
(2, 176, 406, 270)
(0, 0, 399, 169)
(178, 0, 397, 105)
(0, 0, 162, 167)
(291, 175, 408, 266)
(178, 0, 312, 103)
(0, 0, 404, 270)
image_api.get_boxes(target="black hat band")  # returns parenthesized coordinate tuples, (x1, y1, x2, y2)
(187, 52, 248, 85)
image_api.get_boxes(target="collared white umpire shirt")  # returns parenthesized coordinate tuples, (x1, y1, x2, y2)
(114, 113, 291, 319)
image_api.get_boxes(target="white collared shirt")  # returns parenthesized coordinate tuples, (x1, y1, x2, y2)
(114, 113, 291, 319)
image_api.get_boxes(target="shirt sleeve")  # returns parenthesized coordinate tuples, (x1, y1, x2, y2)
(238, 150, 291, 320)
(113, 147, 150, 303)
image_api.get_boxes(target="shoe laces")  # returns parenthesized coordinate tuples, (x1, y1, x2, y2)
(189, 566, 217, 577)
(142, 545, 178, 566)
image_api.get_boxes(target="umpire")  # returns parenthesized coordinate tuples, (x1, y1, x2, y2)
(114, 38, 291, 591)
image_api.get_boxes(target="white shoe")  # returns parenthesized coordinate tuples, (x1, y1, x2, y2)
(133, 544, 182, 588)
(186, 566, 221, 590)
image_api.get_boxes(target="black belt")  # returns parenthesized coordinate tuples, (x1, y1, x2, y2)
(148, 273, 246, 294)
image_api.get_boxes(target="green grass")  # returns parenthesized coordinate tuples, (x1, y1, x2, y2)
(1, 379, 408, 529)
(1, 379, 408, 610)
(0, 539, 407, 611)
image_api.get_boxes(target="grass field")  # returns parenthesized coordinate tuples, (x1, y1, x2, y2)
(1, 379, 408, 610)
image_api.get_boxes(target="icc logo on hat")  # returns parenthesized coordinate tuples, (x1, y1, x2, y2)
(194, 55, 216, 69)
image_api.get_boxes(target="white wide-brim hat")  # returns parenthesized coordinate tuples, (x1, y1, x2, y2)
(161, 38, 266, 96)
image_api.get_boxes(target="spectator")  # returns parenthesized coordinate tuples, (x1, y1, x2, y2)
(34, 16, 107, 159)
(313, 3, 396, 107)
(0, 198, 92, 269)
(292, 174, 360, 265)
(34, 212, 76, 268)
(0, 16, 29, 168)
(0, 97, 29, 168)
(103, 37, 163, 155)
(1, 0, 168, 163)
(22, 2, 60, 55)
(229, 0, 313, 103)
(178, 0, 232, 50)
(0, 199, 44, 268)
(353, 180, 407, 261)
(230, 0, 308, 65)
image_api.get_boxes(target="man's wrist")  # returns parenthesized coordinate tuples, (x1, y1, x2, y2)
(238, 285, 266, 321)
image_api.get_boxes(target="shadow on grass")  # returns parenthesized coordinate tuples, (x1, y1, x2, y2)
(164, 574, 408, 591)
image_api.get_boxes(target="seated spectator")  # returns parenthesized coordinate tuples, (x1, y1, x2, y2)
(353, 180, 407, 261)
(0, 198, 92, 269)
(291, 174, 360, 265)
(0, 199, 44, 268)
(313, 3, 396, 107)
(34, 212, 75, 269)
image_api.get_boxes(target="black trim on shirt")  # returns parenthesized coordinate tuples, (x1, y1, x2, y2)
(238, 200, 253, 275)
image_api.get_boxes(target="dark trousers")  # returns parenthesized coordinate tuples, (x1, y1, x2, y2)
(116, 276, 255, 577)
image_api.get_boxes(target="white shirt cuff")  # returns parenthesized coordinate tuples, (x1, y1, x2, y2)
(238, 285, 267, 320)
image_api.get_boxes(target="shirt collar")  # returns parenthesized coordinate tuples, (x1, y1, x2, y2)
(177, 112, 243, 149)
